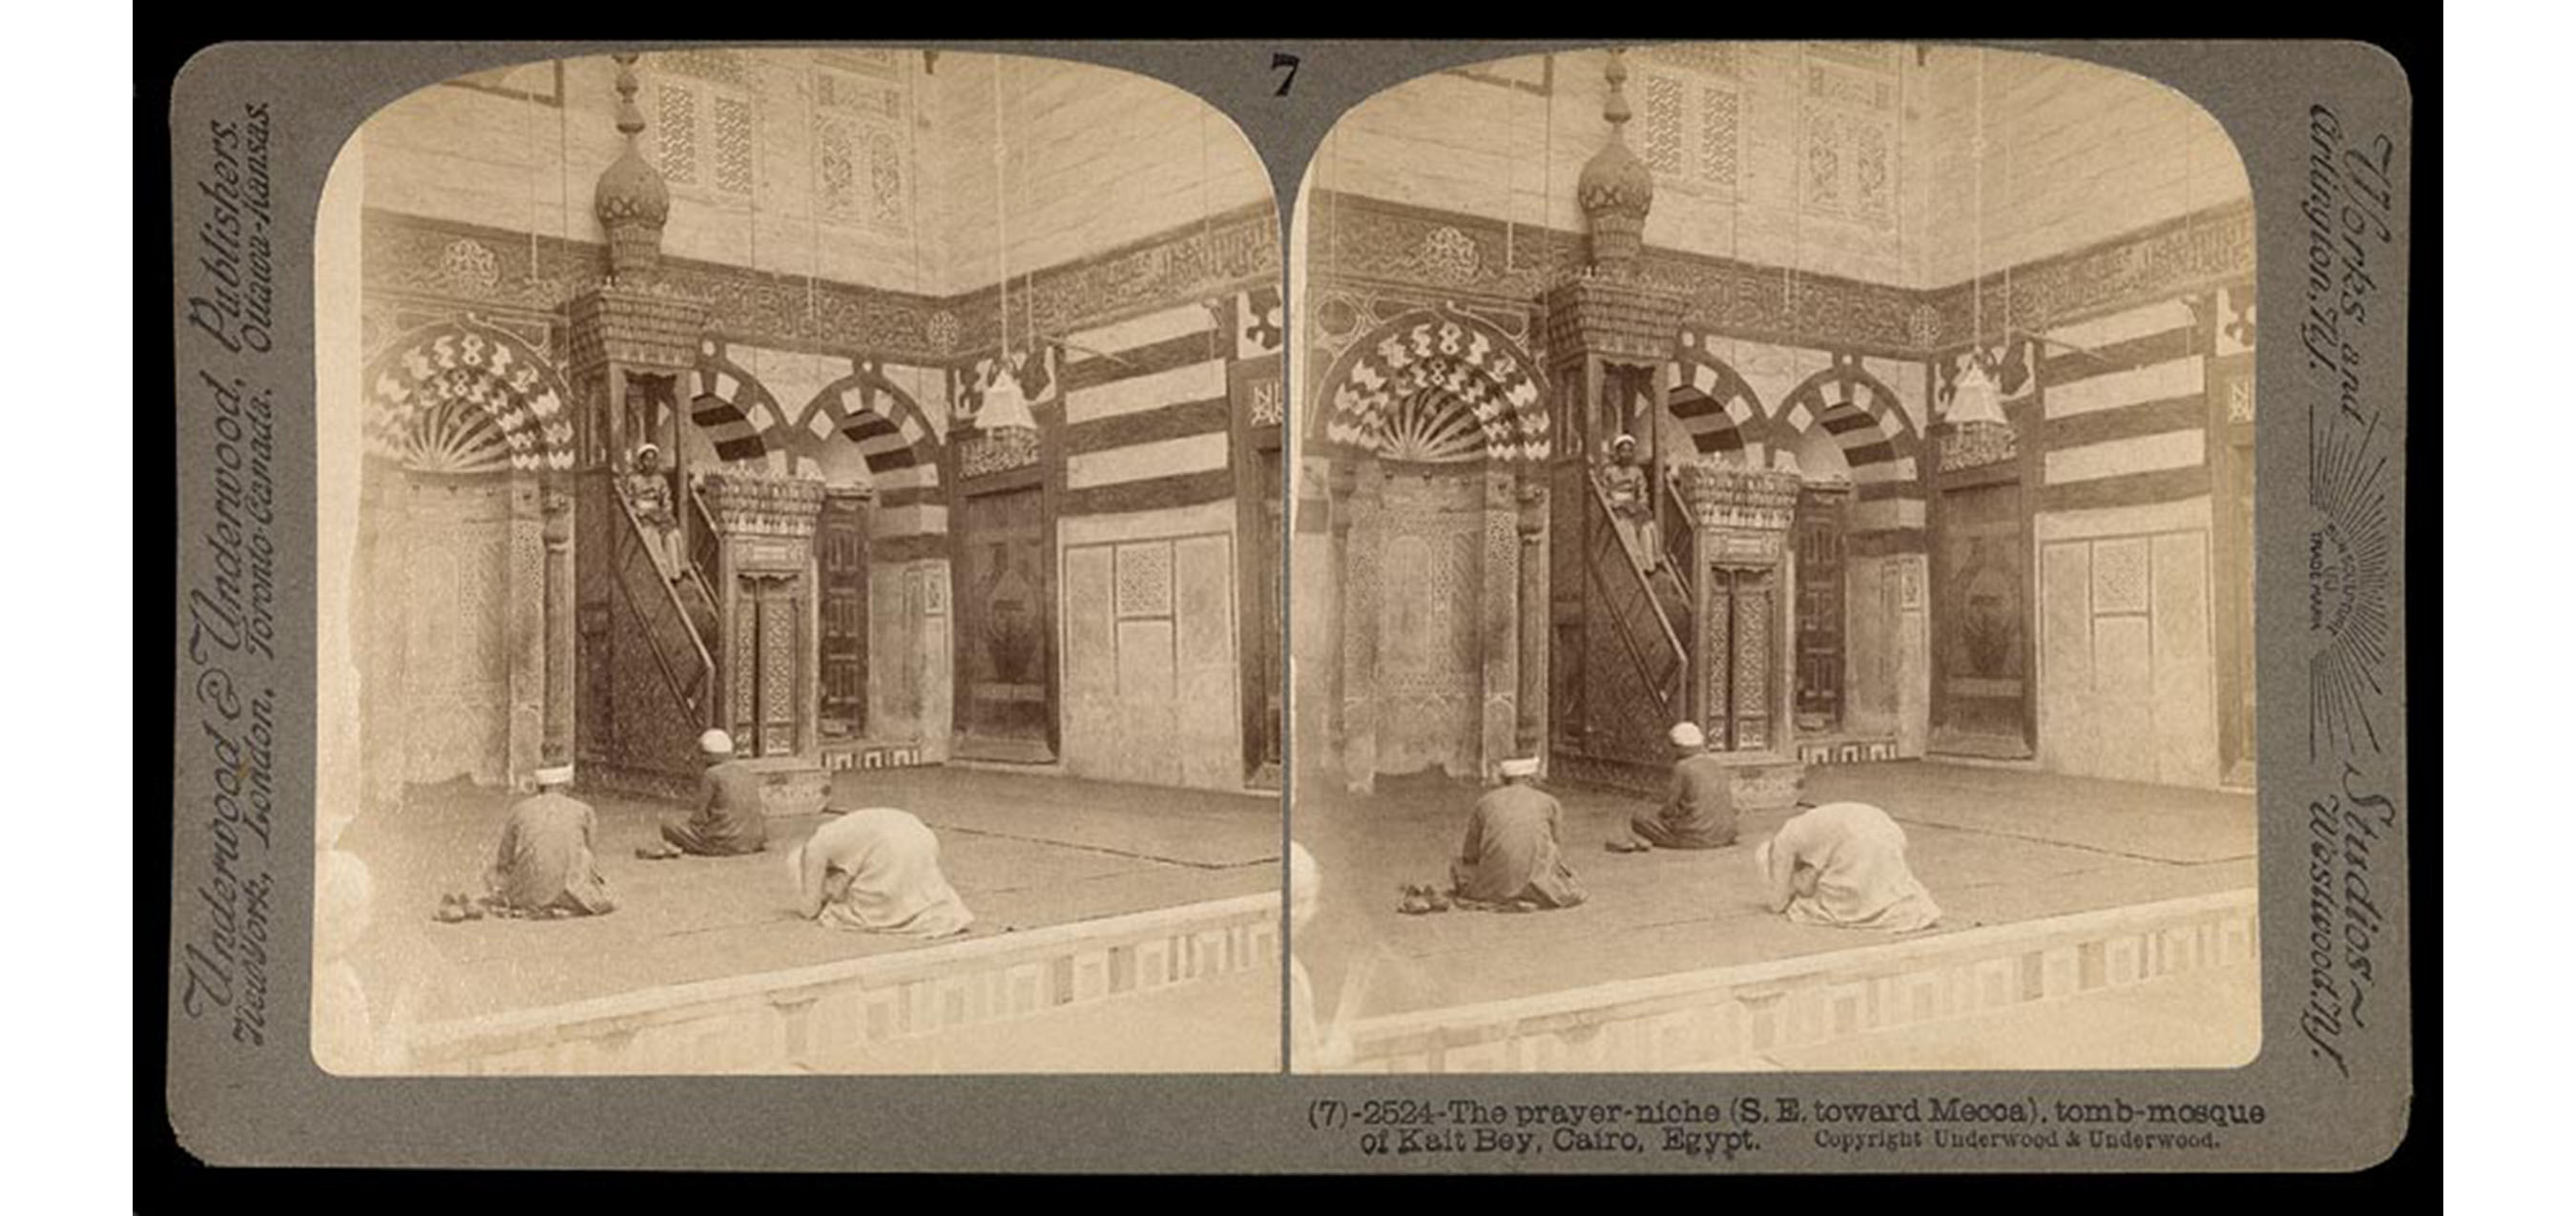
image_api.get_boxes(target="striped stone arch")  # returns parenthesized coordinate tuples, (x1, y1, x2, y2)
(364, 317, 573, 473)
(1318, 309, 1548, 463)
(1776, 357, 1921, 486)
(1665, 344, 1766, 457)
(791, 365, 945, 493)
(689, 347, 788, 464)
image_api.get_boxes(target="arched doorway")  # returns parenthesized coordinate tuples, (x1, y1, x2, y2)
(1773, 362, 1926, 747)
(358, 319, 575, 796)
(1316, 309, 1548, 789)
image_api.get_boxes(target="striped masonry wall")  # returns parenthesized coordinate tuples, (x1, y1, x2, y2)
(1321, 888, 2256, 1074)
(1046, 293, 1278, 790)
(2025, 283, 2249, 787)
(1060, 299, 1238, 517)
(404, 893, 1281, 1076)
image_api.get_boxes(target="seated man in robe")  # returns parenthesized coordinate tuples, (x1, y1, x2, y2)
(621, 443, 684, 579)
(1596, 434, 1663, 572)
(639, 729, 768, 858)
(482, 764, 615, 917)
(1754, 801, 1942, 932)
(788, 806, 973, 938)
(1448, 757, 1587, 911)
(1612, 721, 1740, 853)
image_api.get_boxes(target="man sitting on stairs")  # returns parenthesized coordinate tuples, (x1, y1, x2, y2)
(1597, 434, 1663, 575)
(622, 443, 685, 581)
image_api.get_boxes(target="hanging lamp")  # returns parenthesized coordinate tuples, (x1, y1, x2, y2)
(1945, 47, 2013, 441)
(977, 54, 1039, 437)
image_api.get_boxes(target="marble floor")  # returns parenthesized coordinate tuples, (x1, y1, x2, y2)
(1291, 760, 2256, 1019)
(335, 766, 1282, 1023)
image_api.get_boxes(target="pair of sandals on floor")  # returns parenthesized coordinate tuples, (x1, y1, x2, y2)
(1398, 883, 1550, 916)
(433, 891, 581, 923)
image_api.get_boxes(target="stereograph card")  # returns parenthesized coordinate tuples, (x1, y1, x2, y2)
(160, 37, 2417, 1173)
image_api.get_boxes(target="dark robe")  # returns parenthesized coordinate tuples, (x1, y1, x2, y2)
(1632, 752, 1739, 849)
(1449, 783, 1587, 909)
(486, 791, 615, 915)
(660, 759, 768, 855)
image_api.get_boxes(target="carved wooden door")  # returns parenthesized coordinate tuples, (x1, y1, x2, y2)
(732, 574, 805, 758)
(817, 496, 869, 739)
(1795, 486, 1850, 732)
(1700, 567, 1780, 753)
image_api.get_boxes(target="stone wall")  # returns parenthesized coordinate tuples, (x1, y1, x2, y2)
(1321, 889, 2255, 1073)
(2010, 283, 2254, 787)
(364, 52, 940, 293)
(1310, 44, 2246, 294)
(353, 49, 1284, 793)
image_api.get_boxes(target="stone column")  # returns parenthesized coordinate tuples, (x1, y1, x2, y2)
(1479, 468, 1521, 778)
(359, 471, 409, 810)
(505, 478, 546, 788)
(1336, 460, 1381, 793)
(542, 484, 575, 766)
(1514, 474, 1549, 758)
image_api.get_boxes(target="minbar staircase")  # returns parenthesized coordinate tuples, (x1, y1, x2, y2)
(1552, 464, 1806, 812)
(581, 471, 833, 815)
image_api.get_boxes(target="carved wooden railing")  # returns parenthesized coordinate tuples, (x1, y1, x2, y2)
(1585, 478, 1688, 725)
(1652, 475, 1696, 629)
(686, 487, 722, 598)
(612, 488, 717, 724)
(678, 485, 724, 645)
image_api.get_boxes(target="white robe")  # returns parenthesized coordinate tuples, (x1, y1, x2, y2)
(792, 808, 974, 938)
(1755, 802, 1941, 932)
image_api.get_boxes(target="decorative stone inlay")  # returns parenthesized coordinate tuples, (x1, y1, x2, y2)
(364, 319, 573, 473)
(925, 309, 960, 354)
(958, 427, 1041, 479)
(1675, 459, 1801, 534)
(1310, 190, 2254, 361)
(700, 470, 827, 539)
(438, 238, 500, 292)
(2227, 379, 2255, 423)
(1246, 376, 1284, 427)
(1419, 225, 1481, 284)
(1939, 420, 2018, 471)
(364, 197, 1280, 368)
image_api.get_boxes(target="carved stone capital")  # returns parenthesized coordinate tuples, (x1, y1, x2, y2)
(1674, 458, 1801, 535)
(566, 284, 709, 378)
(1541, 274, 1688, 366)
(701, 470, 828, 540)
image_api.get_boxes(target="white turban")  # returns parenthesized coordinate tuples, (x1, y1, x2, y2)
(698, 728, 735, 755)
(1498, 756, 1541, 778)
(1669, 721, 1707, 749)
(533, 764, 574, 787)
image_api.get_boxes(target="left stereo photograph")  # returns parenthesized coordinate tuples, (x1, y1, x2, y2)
(310, 48, 1289, 1076)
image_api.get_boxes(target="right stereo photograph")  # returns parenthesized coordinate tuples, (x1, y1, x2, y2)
(1286, 43, 2260, 1074)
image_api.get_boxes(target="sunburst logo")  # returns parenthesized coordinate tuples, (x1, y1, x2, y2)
(2308, 409, 2394, 758)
